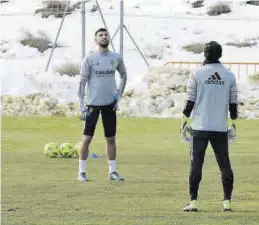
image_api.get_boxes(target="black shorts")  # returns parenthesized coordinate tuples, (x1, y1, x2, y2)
(83, 102, 116, 137)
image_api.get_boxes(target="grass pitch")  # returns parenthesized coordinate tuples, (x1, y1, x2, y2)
(1, 117, 259, 225)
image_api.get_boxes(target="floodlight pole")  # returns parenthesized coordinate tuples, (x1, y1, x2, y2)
(44, 0, 149, 73)
(112, 0, 149, 66)
(119, 0, 124, 58)
(96, 0, 115, 52)
(81, 0, 86, 59)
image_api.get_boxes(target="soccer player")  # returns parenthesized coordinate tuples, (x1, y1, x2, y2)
(77, 28, 127, 182)
(180, 41, 238, 212)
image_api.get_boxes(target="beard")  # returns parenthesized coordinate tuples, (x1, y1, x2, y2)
(99, 40, 109, 48)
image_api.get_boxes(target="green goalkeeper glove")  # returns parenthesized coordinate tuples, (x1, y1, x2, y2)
(180, 115, 191, 142)
(228, 120, 237, 143)
(78, 106, 90, 121)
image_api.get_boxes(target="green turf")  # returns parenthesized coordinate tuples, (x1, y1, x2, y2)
(1, 117, 259, 225)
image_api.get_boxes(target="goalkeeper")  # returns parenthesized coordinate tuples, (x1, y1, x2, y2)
(77, 28, 127, 182)
(180, 41, 238, 212)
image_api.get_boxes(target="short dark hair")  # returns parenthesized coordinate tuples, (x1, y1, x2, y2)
(204, 41, 222, 60)
(95, 28, 107, 36)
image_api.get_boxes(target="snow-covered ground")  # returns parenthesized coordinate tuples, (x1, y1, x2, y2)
(1, 0, 259, 117)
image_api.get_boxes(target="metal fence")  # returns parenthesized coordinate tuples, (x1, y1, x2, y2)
(164, 61, 259, 80)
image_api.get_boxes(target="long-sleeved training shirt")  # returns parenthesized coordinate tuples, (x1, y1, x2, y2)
(185, 63, 238, 132)
(78, 51, 127, 107)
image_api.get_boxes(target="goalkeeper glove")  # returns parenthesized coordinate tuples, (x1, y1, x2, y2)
(180, 115, 191, 142)
(78, 106, 90, 121)
(228, 120, 237, 143)
(113, 91, 121, 111)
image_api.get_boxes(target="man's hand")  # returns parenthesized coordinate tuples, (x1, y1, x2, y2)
(228, 121, 237, 143)
(78, 106, 90, 121)
(180, 115, 191, 142)
(113, 91, 121, 111)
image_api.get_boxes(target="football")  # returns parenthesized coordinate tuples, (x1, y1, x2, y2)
(59, 142, 74, 158)
(44, 143, 59, 158)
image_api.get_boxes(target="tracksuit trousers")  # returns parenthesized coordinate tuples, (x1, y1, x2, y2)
(189, 129, 234, 201)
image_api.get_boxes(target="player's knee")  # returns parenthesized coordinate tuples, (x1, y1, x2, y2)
(82, 135, 93, 145)
(106, 136, 115, 144)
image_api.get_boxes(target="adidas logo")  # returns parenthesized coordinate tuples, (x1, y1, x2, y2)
(205, 72, 225, 85)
